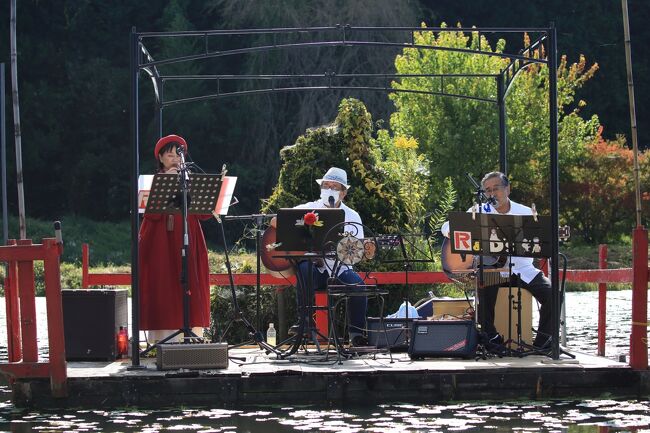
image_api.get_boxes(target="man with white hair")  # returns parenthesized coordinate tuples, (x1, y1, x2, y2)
(442, 171, 553, 350)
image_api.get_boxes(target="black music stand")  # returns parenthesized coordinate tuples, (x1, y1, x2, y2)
(378, 233, 436, 347)
(141, 172, 221, 354)
(448, 211, 555, 357)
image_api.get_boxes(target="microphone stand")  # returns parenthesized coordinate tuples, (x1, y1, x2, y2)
(464, 173, 492, 354)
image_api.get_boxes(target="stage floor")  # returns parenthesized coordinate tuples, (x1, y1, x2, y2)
(13, 347, 649, 408)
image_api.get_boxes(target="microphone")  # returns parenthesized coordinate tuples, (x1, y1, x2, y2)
(175, 145, 185, 156)
(484, 195, 497, 205)
(328, 195, 335, 207)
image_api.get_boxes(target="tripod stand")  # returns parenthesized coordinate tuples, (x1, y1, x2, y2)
(214, 213, 279, 356)
(380, 233, 435, 347)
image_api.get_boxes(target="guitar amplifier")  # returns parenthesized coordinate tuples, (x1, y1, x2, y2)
(367, 317, 413, 349)
(408, 320, 477, 359)
(156, 342, 229, 370)
(62, 289, 128, 361)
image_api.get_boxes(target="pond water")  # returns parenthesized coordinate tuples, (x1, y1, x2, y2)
(0, 290, 648, 432)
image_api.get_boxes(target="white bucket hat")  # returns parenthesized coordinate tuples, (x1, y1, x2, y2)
(316, 167, 350, 189)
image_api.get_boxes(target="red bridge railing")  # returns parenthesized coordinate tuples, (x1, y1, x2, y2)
(82, 241, 649, 368)
(0, 238, 67, 398)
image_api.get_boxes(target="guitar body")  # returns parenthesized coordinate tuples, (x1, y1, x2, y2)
(441, 237, 474, 275)
(441, 237, 507, 276)
(260, 225, 297, 278)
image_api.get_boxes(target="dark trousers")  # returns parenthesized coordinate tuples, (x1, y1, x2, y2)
(478, 271, 553, 346)
(295, 260, 367, 334)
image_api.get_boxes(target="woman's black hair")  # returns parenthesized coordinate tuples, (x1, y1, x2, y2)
(156, 141, 181, 171)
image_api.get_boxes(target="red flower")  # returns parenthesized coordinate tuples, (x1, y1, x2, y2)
(303, 211, 318, 226)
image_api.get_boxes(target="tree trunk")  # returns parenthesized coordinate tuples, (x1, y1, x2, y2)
(10, 0, 26, 239)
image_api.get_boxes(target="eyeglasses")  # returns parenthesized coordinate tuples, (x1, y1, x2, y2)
(484, 185, 505, 195)
(321, 184, 344, 192)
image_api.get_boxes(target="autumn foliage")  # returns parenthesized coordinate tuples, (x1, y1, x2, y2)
(561, 127, 649, 242)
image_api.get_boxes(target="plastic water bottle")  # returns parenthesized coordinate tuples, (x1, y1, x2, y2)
(117, 326, 129, 358)
(267, 323, 276, 346)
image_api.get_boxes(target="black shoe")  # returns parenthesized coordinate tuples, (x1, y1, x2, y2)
(487, 333, 503, 346)
(532, 336, 552, 350)
(288, 324, 300, 336)
(350, 335, 368, 347)
(288, 324, 312, 339)
(485, 333, 505, 355)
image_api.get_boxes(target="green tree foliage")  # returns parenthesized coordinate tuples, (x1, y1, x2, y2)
(262, 98, 407, 233)
(388, 24, 617, 239)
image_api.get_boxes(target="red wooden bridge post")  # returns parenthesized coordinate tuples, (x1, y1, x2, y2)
(629, 227, 648, 370)
(4, 239, 21, 362)
(597, 244, 608, 357)
(16, 239, 38, 363)
(42, 238, 67, 397)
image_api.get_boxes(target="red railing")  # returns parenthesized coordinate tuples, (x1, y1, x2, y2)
(82, 241, 650, 368)
(81, 243, 644, 288)
(0, 238, 67, 397)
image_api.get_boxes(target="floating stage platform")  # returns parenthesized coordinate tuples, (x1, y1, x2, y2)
(10, 348, 650, 408)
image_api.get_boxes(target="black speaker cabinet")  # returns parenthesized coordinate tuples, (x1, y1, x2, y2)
(62, 289, 128, 361)
(367, 317, 413, 349)
(408, 320, 478, 359)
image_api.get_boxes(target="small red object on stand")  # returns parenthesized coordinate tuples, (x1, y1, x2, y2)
(117, 326, 129, 357)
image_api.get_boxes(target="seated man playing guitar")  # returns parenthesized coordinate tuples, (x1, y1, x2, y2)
(441, 171, 553, 350)
(268, 167, 369, 346)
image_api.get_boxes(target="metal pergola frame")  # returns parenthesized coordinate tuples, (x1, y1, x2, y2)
(129, 24, 560, 365)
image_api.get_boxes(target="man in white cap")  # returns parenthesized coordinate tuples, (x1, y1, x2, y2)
(271, 167, 368, 346)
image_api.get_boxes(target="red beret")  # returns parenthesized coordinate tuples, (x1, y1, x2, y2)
(154, 135, 187, 159)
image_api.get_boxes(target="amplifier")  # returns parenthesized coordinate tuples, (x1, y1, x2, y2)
(156, 342, 229, 370)
(62, 289, 128, 361)
(367, 317, 413, 349)
(408, 320, 477, 359)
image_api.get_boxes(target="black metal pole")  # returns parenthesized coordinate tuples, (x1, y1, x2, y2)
(156, 77, 163, 138)
(178, 156, 191, 338)
(1, 63, 8, 245)
(256, 217, 262, 331)
(548, 24, 560, 360)
(130, 27, 142, 367)
(497, 74, 507, 175)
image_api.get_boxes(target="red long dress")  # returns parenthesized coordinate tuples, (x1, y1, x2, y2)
(138, 212, 211, 330)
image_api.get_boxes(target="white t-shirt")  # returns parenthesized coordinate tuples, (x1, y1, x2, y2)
(441, 199, 541, 283)
(295, 199, 363, 276)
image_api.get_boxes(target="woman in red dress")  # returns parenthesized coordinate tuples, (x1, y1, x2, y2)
(139, 135, 211, 344)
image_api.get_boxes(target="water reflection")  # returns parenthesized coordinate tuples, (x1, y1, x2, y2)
(0, 291, 648, 432)
(0, 400, 649, 432)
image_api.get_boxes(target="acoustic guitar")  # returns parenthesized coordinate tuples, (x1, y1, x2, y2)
(441, 225, 571, 277)
(440, 237, 507, 277)
(260, 225, 299, 278)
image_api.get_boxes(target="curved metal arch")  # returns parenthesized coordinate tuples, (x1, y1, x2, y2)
(139, 39, 548, 70)
(158, 72, 500, 107)
(502, 34, 549, 97)
(137, 25, 552, 39)
(139, 42, 161, 105)
(160, 84, 498, 108)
